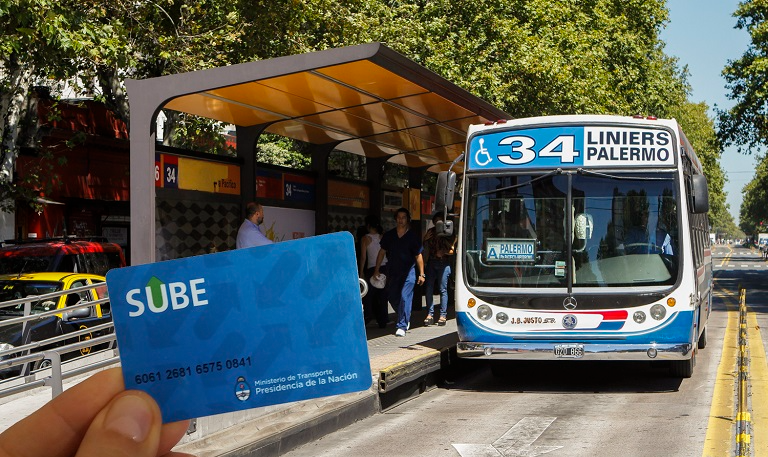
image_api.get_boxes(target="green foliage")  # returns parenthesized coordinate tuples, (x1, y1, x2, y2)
(719, 0, 768, 154)
(165, 112, 235, 156)
(740, 154, 768, 233)
(667, 102, 735, 231)
(383, 162, 408, 188)
(328, 150, 366, 180)
(256, 134, 311, 169)
(719, 1, 768, 233)
(0, 0, 733, 223)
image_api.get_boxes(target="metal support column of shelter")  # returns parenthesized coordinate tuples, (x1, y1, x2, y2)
(236, 124, 270, 210)
(311, 142, 342, 235)
(366, 156, 389, 223)
(126, 80, 160, 266)
(408, 166, 425, 224)
(408, 166, 426, 310)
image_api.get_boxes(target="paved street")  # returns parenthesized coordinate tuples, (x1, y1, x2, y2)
(280, 244, 768, 457)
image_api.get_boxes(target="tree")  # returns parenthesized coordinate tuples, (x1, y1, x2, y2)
(719, 1, 768, 154)
(2, 0, 731, 220)
(0, 0, 124, 211)
(668, 101, 734, 232)
(740, 153, 768, 234)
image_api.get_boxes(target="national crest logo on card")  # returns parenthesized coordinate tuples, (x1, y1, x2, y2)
(125, 276, 208, 317)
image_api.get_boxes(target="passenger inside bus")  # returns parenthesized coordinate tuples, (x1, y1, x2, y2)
(623, 205, 673, 255)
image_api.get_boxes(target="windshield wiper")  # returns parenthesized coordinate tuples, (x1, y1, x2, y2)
(476, 169, 564, 197)
(577, 168, 675, 181)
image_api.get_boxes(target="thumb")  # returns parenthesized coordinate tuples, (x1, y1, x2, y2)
(75, 391, 163, 457)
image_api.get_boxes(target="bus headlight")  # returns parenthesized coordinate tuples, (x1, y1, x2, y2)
(650, 304, 666, 320)
(477, 305, 492, 321)
(633, 311, 646, 324)
(496, 312, 508, 324)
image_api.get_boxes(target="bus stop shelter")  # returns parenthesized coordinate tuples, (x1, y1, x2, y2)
(126, 42, 510, 265)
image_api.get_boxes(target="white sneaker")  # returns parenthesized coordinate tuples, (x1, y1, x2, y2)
(395, 328, 406, 337)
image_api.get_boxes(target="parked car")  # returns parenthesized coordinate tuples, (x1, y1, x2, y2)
(0, 272, 113, 378)
(0, 237, 125, 276)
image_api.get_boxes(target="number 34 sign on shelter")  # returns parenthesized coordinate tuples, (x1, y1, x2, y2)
(155, 152, 241, 194)
(106, 232, 371, 423)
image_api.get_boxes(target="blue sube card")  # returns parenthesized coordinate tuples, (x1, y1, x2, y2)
(106, 232, 371, 423)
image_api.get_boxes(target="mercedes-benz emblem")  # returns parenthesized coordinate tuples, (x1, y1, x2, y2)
(563, 296, 577, 310)
(562, 314, 578, 329)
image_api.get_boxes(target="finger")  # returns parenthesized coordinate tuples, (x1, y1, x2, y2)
(157, 420, 192, 456)
(0, 367, 125, 457)
(75, 390, 162, 457)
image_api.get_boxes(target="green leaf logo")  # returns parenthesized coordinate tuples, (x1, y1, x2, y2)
(146, 276, 165, 309)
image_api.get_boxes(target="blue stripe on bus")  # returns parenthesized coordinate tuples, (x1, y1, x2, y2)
(456, 310, 693, 344)
(596, 321, 625, 331)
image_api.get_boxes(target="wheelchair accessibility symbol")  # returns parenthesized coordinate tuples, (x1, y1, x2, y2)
(475, 138, 492, 166)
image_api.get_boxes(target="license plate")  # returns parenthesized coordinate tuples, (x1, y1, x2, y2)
(554, 344, 584, 358)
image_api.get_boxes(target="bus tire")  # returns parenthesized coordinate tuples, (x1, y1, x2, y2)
(697, 326, 708, 349)
(670, 355, 694, 378)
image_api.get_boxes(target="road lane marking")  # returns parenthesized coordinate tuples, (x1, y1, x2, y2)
(453, 417, 562, 457)
(718, 248, 732, 267)
(702, 287, 738, 457)
(747, 307, 768, 456)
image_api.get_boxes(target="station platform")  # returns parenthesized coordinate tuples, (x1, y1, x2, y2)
(174, 306, 460, 457)
(0, 305, 460, 457)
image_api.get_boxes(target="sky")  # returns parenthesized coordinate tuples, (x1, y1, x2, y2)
(660, 0, 753, 225)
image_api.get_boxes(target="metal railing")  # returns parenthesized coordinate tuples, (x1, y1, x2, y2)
(0, 283, 119, 400)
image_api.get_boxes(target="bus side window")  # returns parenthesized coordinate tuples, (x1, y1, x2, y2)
(106, 252, 123, 271)
(58, 254, 76, 273)
(86, 253, 109, 276)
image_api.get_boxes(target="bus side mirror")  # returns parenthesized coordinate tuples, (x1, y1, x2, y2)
(435, 171, 457, 214)
(691, 174, 709, 214)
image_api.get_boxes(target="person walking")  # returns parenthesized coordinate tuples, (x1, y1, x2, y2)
(236, 201, 273, 249)
(374, 208, 425, 337)
(423, 212, 456, 326)
(358, 216, 388, 328)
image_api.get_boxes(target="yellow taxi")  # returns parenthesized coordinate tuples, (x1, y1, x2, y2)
(0, 272, 112, 377)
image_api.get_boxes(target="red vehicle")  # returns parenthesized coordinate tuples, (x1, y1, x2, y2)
(0, 237, 126, 276)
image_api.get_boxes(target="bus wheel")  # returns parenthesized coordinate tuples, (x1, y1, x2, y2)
(697, 327, 708, 349)
(670, 355, 695, 378)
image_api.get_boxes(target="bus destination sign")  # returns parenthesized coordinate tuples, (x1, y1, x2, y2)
(468, 126, 675, 171)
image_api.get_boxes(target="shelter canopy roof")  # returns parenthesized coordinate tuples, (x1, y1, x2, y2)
(157, 43, 510, 171)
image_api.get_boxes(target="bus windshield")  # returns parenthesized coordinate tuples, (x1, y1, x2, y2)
(464, 171, 679, 288)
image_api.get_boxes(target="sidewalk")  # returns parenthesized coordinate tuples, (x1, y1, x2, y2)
(174, 306, 459, 456)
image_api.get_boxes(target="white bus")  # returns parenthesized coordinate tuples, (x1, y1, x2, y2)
(435, 115, 712, 377)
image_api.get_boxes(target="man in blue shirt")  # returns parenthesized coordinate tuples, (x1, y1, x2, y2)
(236, 202, 273, 249)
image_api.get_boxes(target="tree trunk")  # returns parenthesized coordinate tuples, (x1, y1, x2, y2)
(162, 110, 179, 147)
(1, 57, 35, 185)
(97, 65, 130, 128)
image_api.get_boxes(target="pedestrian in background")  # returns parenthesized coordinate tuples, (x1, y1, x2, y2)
(236, 201, 273, 249)
(423, 212, 456, 326)
(374, 207, 425, 337)
(358, 215, 388, 328)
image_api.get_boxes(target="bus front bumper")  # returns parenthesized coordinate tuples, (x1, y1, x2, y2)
(456, 341, 693, 360)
